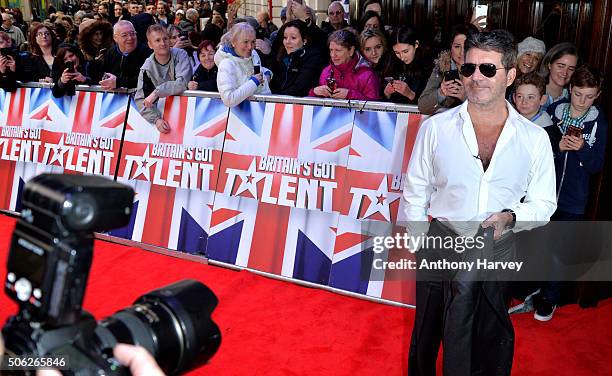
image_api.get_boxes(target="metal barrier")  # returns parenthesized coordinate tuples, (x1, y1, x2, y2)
(0, 83, 424, 307)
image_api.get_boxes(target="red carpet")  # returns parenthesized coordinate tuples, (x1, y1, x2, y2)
(0, 214, 610, 375)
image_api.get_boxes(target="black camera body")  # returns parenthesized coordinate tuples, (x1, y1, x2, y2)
(3, 174, 221, 375)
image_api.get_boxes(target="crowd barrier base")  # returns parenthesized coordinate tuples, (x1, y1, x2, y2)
(0, 84, 425, 306)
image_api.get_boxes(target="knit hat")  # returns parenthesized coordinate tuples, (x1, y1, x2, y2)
(518, 37, 546, 57)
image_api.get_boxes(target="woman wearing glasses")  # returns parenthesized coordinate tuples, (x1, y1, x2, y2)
(28, 23, 59, 83)
(418, 23, 478, 114)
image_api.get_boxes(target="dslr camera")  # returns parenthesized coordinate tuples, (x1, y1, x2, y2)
(2, 174, 221, 375)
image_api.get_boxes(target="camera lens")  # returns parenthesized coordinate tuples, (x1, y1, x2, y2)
(61, 193, 97, 231)
(93, 280, 221, 375)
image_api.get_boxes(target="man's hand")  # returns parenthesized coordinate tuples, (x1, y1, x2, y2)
(114, 344, 165, 376)
(143, 91, 159, 108)
(482, 212, 514, 240)
(313, 85, 332, 97)
(100, 73, 117, 90)
(155, 118, 170, 133)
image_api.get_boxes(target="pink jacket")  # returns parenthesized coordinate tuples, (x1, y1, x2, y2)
(309, 54, 380, 100)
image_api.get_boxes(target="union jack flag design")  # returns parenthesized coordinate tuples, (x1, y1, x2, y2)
(329, 110, 424, 304)
(0, 88, 126, 211)
(206, 101, 354, 283)
(111, 96, 228, 254)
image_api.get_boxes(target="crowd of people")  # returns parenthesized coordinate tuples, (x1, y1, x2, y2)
(0, 2, 608, 375)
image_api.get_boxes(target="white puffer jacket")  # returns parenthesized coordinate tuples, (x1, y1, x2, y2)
(215, 45, 272, 107)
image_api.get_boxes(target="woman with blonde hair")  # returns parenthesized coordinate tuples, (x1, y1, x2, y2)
(215, 22, 272, 107)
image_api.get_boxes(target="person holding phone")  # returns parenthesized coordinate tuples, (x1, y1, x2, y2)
(51, 44, 94, 97)
(215, 22, 272, 107)
(77, 20, 114, 62)
(538, 66, 608, 321)
(418, 23, 479, 115)
(310, 29, 379, 100)
(381, 27, 429, 104)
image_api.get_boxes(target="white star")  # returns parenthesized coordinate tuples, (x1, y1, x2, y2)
(131, 145, 152, 181)
(362, 175, 402, 221)
(234, 158, 265, 199)
(48, 135, 68, 167)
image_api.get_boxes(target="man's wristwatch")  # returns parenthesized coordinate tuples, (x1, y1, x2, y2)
(501, 209, 516, 229)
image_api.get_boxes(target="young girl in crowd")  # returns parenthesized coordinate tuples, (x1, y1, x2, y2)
(539, 42, 579, 111)
(382, 26, 429, 104)
(270, 20, 325, 96)
(310, 29, 380, 100)
(359, 28, 387, 73)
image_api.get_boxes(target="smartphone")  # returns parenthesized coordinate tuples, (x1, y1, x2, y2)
(474, 4, 488, 28)
(65, 61, 75, 73)
(384, 76, 394, 84)
(443, 69, 460, 82)
(0, 47, 12, 57)
(253, 65, 260, 74)
(179, 30, 189, 40)
(566, 126, 582, 138)
(474, 4, 488, 19)
(326, 76, 337, 92)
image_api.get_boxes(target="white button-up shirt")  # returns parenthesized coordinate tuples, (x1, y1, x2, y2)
(403, 101, 557, 233)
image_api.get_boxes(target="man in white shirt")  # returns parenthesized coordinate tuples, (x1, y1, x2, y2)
(404, 30, 556, 376)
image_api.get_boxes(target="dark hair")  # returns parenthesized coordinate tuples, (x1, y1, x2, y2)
(28, 23, 58, 56)
(464, 29, 517, 70)
(538, 42, 579, 78)
(56, 43, 85, 71)
(328, 29, 359, 51)
(197, 39, 217, 55)
(362, 0, 382, 12)
(359, 10, 383, 32)
(570, 65, 603, 91)
(276, 19, 309, 62)
(384, 27, 427, 79)
(514, 71, 546, 96)
(390, 26, 419, 47)
(448, 23, 479, 47)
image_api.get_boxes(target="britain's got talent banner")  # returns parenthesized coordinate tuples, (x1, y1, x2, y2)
(0, 86, 425, 305)
(110, 96, 228, 254)
(205, 102, 354, 285)
(0, 87, 127, 211)
(330, 110, 423, 304)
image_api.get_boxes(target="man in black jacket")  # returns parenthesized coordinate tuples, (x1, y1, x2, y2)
(99, 20, 151, 90)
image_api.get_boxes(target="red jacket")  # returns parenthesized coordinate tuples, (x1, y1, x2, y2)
(309, 54, 380, 100)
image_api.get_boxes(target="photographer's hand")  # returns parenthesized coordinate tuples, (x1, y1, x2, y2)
(114, 343, 165, 376)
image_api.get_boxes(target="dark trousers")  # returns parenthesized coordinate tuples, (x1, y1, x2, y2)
(408, 220, 515, 376)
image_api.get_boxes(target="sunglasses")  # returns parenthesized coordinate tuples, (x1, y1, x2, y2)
(460, 63, 505, 78)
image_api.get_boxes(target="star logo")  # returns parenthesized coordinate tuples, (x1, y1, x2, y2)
(234, 158, 265, 199)
(48, 135, 69, 167)
(131, 145, 153, 181)
(361, 175, 402, 221)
